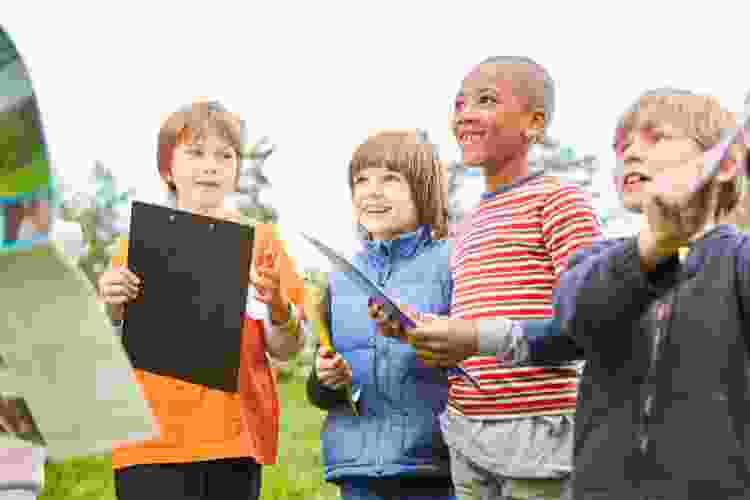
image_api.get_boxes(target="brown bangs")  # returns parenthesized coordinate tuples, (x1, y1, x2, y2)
(619, 93, 734, 151)
(156, 101, 245, 192)
(159, 102, 243, 152)
(348, 130, 449, 239)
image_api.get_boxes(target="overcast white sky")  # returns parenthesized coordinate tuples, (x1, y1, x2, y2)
(5, 1, 749, 270)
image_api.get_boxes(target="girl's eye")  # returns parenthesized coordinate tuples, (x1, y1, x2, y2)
(353, 176, 366, 184)
(384, 174, 401, 182)
(639, 127, 665, 145)
(188, 149, 203, 157)
(478, 95, 496, 105)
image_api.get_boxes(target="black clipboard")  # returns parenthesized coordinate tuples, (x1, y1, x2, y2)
(122, 201, 254, 392)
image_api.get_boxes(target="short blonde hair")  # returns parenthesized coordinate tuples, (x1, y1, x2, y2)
(614, 90, 747, 217)
(157, 101, 245, 194)
(348, 130, 449, 240)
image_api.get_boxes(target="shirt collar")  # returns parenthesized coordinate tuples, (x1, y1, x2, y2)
(360, 225, 432, 268)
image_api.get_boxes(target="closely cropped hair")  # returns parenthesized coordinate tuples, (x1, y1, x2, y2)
(480, 56, 555, 140)
(614, 89, 748, 217)
(348, 130, 449, 240)
(157, 101, 245, 194)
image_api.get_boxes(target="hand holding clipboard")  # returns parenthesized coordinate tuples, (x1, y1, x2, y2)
(301, 233, 482, 390)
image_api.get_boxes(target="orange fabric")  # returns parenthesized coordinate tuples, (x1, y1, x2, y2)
(109, 223, 303, 469)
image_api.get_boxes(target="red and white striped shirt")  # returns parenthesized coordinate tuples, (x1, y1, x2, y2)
(449, 176, 601, 419)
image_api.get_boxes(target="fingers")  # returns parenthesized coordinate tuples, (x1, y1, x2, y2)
(368, 300, 388, 322)
(647, 180, 712, 247)
(98, 267, 141, 304)
(368, 300, 412, 340)
(101, 287, 136, 304)
(381, 322, 407, 340)
(316, 350, 352, 389)
(255, 241, 282, 274)
(251, 274, 280, 292)
(250, 259, 282, 304)
(415, 349, 462, 368)
(318, 346, 335, 359)
(122, 268, 141, 286)
(400, 304, 420, 323)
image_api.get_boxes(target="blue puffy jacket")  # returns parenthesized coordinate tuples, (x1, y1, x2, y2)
(307, 225, 453, 483)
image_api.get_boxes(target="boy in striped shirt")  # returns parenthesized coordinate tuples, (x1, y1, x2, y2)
(422, 57, 601, 500)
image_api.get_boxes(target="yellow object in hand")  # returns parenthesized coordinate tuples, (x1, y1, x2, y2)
(304, 285, 358, 416)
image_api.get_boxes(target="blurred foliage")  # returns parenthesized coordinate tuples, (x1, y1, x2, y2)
(57, 161, 133, 286)
(236, 136, 279, 224)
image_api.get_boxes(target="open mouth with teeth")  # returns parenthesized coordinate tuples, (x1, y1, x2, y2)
(363, 207, 391, 215)
(622, 173, 651, 189)
(458, 131, 486, 146)
(196, 181, 221, 188)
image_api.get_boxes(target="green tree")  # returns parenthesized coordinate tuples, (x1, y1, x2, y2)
(58, 161, 134, 285)
(234, 136, 279, 223)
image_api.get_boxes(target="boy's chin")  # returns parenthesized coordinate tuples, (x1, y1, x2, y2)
(620, 196, 644, 213)
(460, 150, 488, 167)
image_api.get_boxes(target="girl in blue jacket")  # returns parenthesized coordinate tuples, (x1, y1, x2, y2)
(306, 130, 456, 500)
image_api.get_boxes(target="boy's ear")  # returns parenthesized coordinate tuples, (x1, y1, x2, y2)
(525, 111, 544, 144)
(716, 143, 748, 182)
(529, 110, 546, 131)
(716, 156, 739, 183)
(524, 110, 546, 143)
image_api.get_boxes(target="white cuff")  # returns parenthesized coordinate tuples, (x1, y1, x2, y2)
(497, 322, 530, 366)
(245, 286, 270, 320)
(475, 317, 515, 356)
(352, 387, 362, 402)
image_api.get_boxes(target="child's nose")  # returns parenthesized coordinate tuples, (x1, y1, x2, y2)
(623, 139, 647, 164)
(201, 162, 218, 174)
(368, 181, 387, 196)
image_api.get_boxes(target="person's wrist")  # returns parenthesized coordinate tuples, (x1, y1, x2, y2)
(271, 298, 291, 325)
(638, 230, 675, 271)
(107, 303, 125, 321)
(638, 239, 657, 272)
(467, 319, 480, 356)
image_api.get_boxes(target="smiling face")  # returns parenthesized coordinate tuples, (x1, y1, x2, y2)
(352, 166, 419, 241)
(452, 63, 545, 168)
(167, 131, 239, 215)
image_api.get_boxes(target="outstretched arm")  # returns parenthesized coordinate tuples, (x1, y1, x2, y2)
(554, 236, 681, 357)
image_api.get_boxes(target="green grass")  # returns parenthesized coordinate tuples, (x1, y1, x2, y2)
(0, 146, 49, 196)
(39, 375, 340, 500)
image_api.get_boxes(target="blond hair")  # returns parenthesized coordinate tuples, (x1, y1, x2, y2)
(614, 90, 747, 217)
(348, 130, 449, 240)
(156, 101, 245, 194)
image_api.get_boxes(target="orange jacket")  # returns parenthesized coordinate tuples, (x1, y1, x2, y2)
(110, 222, 304, 469)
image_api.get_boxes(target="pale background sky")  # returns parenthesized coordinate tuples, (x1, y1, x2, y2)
(5, 2, 749, 270)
